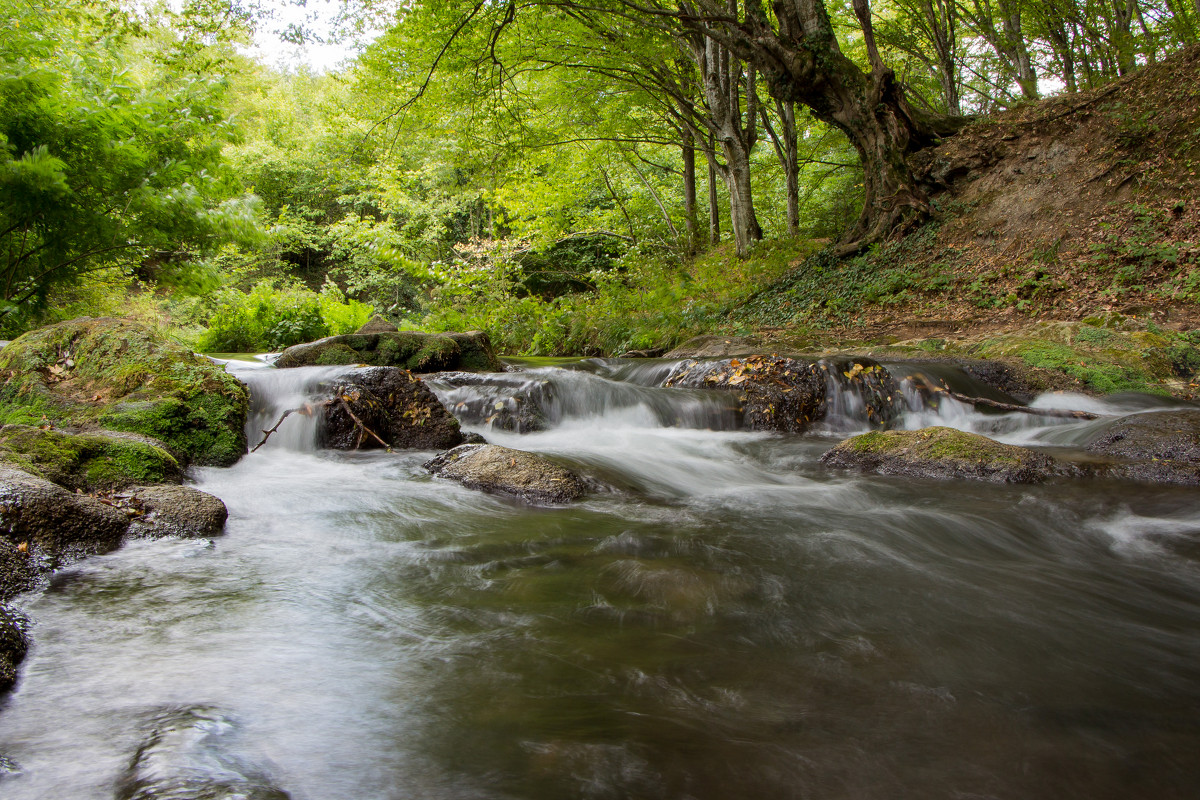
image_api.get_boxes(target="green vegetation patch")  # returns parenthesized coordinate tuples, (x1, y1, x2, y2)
(967, 321, 1197, 396)
(0, 318, 249, 466)
(0, 425, 181, 491)
(843, 428, 1026, 465)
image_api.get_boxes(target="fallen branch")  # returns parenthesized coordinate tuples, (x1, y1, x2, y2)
(251, 406, 307, 452)
(928, 385, 1100, 420)
(335, 397, 391, 449)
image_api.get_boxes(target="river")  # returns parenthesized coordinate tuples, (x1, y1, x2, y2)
(1, 356, 1198, 799)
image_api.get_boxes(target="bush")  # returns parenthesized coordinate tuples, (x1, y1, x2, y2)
(196, 280, 372, 353)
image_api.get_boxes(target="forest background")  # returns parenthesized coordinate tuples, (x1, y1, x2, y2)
(2, 0, 1198, 357)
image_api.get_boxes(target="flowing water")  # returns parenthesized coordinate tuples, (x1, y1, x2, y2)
(2, 357, 1200, 799)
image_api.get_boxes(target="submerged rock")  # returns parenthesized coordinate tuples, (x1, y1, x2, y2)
(424, 444, 587, 504)
(434, 372, 554, 432)
(665, 355, 826, 433)
(322, 367, 463, 450)
(821, 427, 1060, 483)
(0, 424, 182, 491)
(117, 706, 290, 800)
(1083, 410, 1200, 485)
(275, 330, 502, 373)
(0, 318, 248, 466)
(818, 357, 905, 427)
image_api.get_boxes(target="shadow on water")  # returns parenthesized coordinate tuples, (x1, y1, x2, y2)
(1, 357, 1199, 798)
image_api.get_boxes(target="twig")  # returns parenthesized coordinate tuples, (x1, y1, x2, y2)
(251, 406, 304, 452)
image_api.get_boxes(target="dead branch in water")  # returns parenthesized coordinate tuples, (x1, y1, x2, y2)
(918, 381, 1100, 420)
(251, 406, 306, 452)
(334, 397, 391, 449)
(251, 398, 392, 453)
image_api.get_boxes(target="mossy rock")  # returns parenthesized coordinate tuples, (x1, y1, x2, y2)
(275, 330, 502, 372)
(0, 425, 182, 491)
(424, 443, 587, 504)
(821, 427, 1061, 483)
(0, 318, 248, 466)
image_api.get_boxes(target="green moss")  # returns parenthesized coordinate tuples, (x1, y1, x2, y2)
(0, 318, 249, 466)
(841, 427, 1028, 466)
(314, 344, 361, 365)
(0, 424, 181, 490)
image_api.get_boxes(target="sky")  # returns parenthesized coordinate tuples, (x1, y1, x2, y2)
(241, 0, 373, 72)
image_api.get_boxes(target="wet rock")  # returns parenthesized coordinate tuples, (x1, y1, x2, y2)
(355, 314, 399, 334)
(821, 427, 1060, 483)
(425, 444, 587, 504)
(0, 465, 129, 560)
(818, 357, 905, 427)
(275, 330, 502, 373)
(0, 604, 28, 691)
(434, 372, 553, 433)
(663, 335, 761, 359)
(0, 318, 249, 467)
(123, 485, 229, 538)
(322, 367, 464, 450)
(665, 355, 826, 433)
(1083, 410, 1200, 486)
(116, 706, 290, 800)
(0, 425, 182, 491)
(0, 537, 37, 601)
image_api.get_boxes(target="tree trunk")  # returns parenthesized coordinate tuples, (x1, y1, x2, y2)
(706, 135, 720, 245)
(1112, 0, 1139, 75)
(682, 126, 699, 255)
(761, 99, 800, 237)
(714, 0, 963, 252)
(688, 26, 763, 257)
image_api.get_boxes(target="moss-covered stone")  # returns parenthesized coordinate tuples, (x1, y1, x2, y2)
(0, 318, 249, 466)
(275, 330, 502, 372)
(822, 427, 1060, 483)
(0, 425, 181, 491)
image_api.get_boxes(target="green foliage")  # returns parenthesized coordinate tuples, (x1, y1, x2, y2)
(0, 0, 258, 335)
(417, 239, 815, 355)
(196, 279, 371, 353)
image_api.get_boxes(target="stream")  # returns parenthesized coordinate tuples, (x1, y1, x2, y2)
(1, 356, 1199, 799)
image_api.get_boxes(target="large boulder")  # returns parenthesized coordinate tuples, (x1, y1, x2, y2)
(275, 330, 502, 373)
(424, 443, 587, 504)
(821, 427, 1061, 483)
(322, 367, 464, 451)
(665, 355, 827, 433)
(0, 318, 248, 466)
(116, 706, 291, 800)
(0, 465, 129, 559)
(1083, 410, 1200, 485)
(0, 424, 182, 491)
